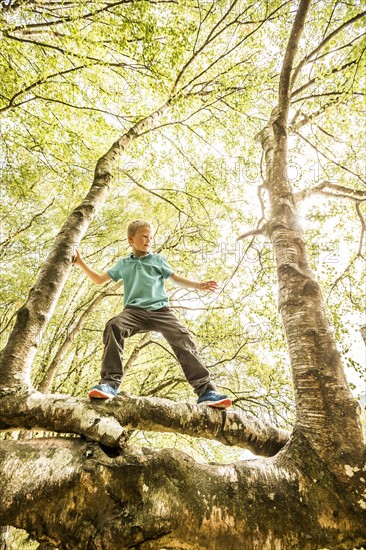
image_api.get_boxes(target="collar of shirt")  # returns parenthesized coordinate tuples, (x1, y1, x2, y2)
(128, 252, 152, 260)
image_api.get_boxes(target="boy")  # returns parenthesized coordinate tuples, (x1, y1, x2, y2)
(73, 219, 231, 408)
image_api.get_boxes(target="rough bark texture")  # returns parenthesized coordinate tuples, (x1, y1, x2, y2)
(260, 0, 364, 471)
(0, 437, 365, 550)
(260, 110, 363, 472)
(0, 390, 288, 457)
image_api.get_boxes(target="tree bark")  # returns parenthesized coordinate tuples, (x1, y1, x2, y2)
(0, 390, 288, 457)
(0, 437, 365, 550)
(258, 0, 364, 472)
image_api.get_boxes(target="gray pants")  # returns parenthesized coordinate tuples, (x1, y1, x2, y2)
(100, 306, 216, 397)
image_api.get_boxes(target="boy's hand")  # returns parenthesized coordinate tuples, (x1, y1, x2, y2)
(199, 280, 219, 292)
(72, 248, 82, 266)
(170, 273, 218, 292)
(70, 249, 111, 285)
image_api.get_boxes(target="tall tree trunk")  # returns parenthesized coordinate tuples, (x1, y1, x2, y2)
(258, 0, 363, 471)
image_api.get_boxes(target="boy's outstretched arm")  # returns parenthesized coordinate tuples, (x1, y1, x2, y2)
(72, 249, 112, 285)
(170, 273, 218, 292)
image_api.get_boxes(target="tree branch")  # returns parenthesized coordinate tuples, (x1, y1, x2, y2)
(5, 0, 133, 34)
(1, 434, 364, 549)
(295, 131, 366, 184)
(0, 390, 289, 457)
(355, 202, 366, 257)
(289, 95, 344, 132)
(123, 333, 152, 373)
(236, 225, 268, 242)
(4, 32, 148, 71)
(0, 65, 91, 113)
(123, 171, 194, 220)
(0, 198, 55, 253)
(176, 2, 290, 97)
(0, 437, 297, 548)
(277, 0, 312, 126)
(171, 0, 242, 95)
(290, 9, 366, 88)
(291, 59, 360, 100)
(294, 182, 366, 203)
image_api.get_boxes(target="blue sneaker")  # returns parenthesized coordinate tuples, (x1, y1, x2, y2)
(88, 384, 118, 399)
(197, 390, 232, 409)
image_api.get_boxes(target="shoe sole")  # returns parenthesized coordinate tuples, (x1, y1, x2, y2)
(198, 398, 232, 409)
(88, 389, 116, 399)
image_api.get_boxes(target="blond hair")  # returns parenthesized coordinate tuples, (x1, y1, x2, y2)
(127, 219, 152, 238)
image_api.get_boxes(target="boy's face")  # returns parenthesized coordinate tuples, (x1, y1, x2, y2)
(128, 226, 153, 256)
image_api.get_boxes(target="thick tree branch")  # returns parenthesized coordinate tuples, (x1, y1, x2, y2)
(0, 438, 296, 549)
(236, 225, 268, 242)
(277, 0, 312, 127)
(0, 390, 289, 457)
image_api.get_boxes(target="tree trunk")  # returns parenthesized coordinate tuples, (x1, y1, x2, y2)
(0, 437, 365, 550)
(258, 0, 364, 473)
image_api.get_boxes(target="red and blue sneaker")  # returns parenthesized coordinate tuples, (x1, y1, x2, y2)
(88, 384, 118, 399)
(197, 390, 232, 409)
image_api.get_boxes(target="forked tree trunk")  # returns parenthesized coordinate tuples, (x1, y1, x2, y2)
(0, 436, 365, 550)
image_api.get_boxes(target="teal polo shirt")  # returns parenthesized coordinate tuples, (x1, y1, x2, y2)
(106, 253, 174, 310)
